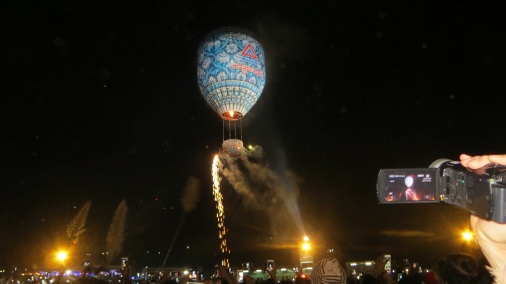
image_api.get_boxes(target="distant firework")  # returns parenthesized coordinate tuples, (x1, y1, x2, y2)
(212, 155, 230, 267)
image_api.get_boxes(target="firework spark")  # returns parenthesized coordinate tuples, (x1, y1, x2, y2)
(212, 155, 230, 267)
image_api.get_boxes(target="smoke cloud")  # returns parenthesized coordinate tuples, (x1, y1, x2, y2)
(106, 199, 128, 264)
(218, 145, 305, 238)
(66, 200, 91, 245)
(181, 176, 201, 212)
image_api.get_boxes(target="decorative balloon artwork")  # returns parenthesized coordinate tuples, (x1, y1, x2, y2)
(197, 27, 266, 267)
(197, 27, 266, 121)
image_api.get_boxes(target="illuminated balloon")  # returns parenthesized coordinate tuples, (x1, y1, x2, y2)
(405, 176, 414, 187)
(197, 27, 266, 121)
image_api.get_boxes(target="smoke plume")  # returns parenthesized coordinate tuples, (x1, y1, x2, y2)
(160, 176, 201, 269)
(106, 199, 128, 264)
(66, 200, 91, 244)
(218, 145, 305, 237)
(218, 160, 256, 206)
(181, 176, 201, 212)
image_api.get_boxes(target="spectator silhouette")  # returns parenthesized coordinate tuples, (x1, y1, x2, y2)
(433, 253, 493, 284)
(360, 274, 380, 284)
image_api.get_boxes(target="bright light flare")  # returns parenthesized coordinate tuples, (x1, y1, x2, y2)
(462, 230, 474, 242)
(56, 251, 67, 262)
(212, 155, 230, 267)
(229, 111, 234, 118)
(302, 243, 310, 251)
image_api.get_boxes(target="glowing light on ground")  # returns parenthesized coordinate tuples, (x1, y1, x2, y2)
(212, 154, 230, 267)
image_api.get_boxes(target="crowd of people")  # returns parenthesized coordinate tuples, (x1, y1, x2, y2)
(3, 154, 505, 284)
(154, 249, 495, 284)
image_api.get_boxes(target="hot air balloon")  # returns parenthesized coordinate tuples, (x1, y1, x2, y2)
(197, 27, 266, 158)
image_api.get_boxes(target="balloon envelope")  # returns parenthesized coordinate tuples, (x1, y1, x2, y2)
(197, 27, 266, 120)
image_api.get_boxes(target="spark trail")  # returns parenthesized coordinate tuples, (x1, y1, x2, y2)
(212, 154, 230, 267)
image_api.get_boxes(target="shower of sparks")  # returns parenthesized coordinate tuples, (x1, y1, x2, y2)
(212, 154, 230, 267)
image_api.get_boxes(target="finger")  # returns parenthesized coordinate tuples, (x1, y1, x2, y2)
(460, 153, 472, 162)
(470, 215, 479, 232)
(488, 155, 506, 166)
(460, 154, 475, 167)
(461, 155, 491, 169)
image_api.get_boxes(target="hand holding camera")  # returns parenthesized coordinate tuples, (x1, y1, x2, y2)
(377, 157, 506, 223)
(378, 154, 506, 284)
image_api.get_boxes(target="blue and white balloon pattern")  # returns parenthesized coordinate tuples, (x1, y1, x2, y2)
(197, 27, 266, 120)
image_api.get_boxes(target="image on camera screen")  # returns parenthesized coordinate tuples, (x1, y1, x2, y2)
(379, 169, 438, 203)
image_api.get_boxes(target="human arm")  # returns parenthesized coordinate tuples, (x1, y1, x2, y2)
(373, 255, 391, 284)
(218, 266, 236, 284)
(460, 154, 506, 283)
(266, 263, 278, 283)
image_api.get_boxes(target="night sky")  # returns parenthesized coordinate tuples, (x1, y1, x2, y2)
(2, 0, 505, 274)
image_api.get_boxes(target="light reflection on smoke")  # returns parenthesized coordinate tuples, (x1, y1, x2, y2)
(379, 230, 436, 237)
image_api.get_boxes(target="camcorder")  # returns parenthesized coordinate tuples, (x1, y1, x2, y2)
(377, 159, 506, 223)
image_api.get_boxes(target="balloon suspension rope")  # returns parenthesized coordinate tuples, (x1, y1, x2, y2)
(228, 120, 231, 139)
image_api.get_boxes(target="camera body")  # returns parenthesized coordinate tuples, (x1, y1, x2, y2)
(377, 159, 506, 223)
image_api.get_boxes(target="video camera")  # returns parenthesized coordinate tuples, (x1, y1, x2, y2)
(377, 159, 506, 223)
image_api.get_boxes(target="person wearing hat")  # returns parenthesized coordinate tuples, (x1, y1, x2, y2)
(311, 258, 347, 284)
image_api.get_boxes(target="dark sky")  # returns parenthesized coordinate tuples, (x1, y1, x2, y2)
(2, 0, 505, 274)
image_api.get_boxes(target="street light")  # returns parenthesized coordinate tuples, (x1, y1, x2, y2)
(302, 242, 310, 251)
(460, 229, 474, 254)
(57, 251, 67, 262)
(462, 230, 474, 242)
(301, 236, 311, 251)
(57, 251, 67, 269)
(299, 236, 313, 277)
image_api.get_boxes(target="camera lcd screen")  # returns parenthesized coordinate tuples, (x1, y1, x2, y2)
(377, 168, 439, 204)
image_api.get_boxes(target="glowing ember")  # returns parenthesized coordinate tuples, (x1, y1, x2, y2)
(212, 154, 230, 267)
(229, 110, 234, 118)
